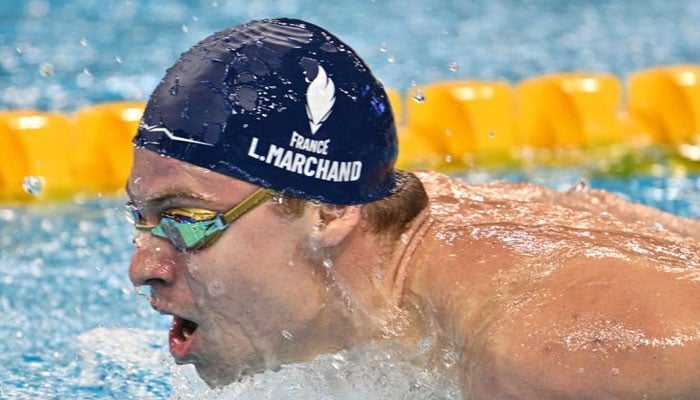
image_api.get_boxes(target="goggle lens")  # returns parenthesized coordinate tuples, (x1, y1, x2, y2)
(150, 216, 226, 251)
(127, 188, 273, 252)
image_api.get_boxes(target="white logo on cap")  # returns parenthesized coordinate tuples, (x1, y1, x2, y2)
(140, 123, 214, 147)
(305, 65, 335, 135)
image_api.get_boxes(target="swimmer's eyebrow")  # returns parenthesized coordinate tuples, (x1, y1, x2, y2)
(125, 183, 212, 206)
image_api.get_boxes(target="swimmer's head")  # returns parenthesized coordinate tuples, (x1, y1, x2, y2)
(134, 18, 397, 205)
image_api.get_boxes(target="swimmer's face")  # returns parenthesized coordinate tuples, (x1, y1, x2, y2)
(127, 148, 355, 387)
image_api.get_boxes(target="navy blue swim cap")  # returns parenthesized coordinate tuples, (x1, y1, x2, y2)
(134, 18, 397, 205)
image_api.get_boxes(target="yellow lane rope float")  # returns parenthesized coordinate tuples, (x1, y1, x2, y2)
(1, 65, 699, 203)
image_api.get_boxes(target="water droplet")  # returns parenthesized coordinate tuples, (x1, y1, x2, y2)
(281, 330, 294, 340)
(77, 69, 93, 88)
(448, 61, 459, 72)
(322, 258, 333, 269)
(114, 55, 123, 64)
(444, 129, 452, 136)
(441, 350, 459, 369)
(387, 54, 396, 63)
(22, 176, 44, 195)
(566, 177, 590, 194)
(79, 37, 88, 47)
(287, 260, 295, 267)
(400, 233, 410, 244)
(379, 42, 388, 52)
(652, 222, 664, 232)
(444, 155, 453, 163)
(39, 62, 54, 77)
(411, 88, 425, 103)
(182, 24, 189, 33)
(208, 281, 224, 296)
(488, 131, 496, 138)
(329, 353, 347, 369)
(610, 367, 620, 376)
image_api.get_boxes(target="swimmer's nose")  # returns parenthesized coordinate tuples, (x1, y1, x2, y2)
(128, 235, 177, 288)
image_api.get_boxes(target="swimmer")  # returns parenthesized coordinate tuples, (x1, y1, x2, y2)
(126, 18, 700, 399)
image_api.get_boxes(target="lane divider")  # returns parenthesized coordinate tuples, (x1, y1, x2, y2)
(2, 65, 699, 202)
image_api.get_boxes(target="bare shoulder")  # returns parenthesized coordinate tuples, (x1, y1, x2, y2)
(414, 170, 699, 241)
(408, 171, 700, 399)
(466, 241, 700, 398)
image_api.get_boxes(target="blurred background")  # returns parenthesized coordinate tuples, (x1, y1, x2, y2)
(2, 0, 700, 111)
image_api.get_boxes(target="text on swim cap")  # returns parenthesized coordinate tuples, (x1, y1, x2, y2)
(247, 136, 362, 182)
(289, 131, 330, 155)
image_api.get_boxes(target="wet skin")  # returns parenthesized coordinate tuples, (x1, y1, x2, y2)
(127, 148, 380, 386)
(407, 172, 700, 399)
(128, 148, 700, 398)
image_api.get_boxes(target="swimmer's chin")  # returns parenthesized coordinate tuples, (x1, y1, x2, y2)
(195, 361, 278, 388)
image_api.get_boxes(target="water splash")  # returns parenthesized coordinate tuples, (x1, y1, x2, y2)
(39, 62, 54, 77)
(566, 177, 591, 194)
(169, 339, 462, 400)
(281, 330, 294, 341)
(207, 281, 224, 296)
(411, 87, 425, 103)
(22, 176, 44, 196)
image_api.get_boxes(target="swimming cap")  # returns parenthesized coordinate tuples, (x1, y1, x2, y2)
(134, 18, 397, 205)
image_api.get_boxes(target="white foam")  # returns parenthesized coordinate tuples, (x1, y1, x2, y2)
(75, 328, 462, 399)
(169, 340, 463, 400)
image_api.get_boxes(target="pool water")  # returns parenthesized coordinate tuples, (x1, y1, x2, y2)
(3, 0, 700, 111)
(2, 0, 700, 398)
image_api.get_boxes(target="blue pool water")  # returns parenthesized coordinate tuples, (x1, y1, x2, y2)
(3, 0, 700, 111)
(1, 1, 699, 399)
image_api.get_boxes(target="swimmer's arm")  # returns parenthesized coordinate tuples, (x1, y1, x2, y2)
(450, 252, 700, 399)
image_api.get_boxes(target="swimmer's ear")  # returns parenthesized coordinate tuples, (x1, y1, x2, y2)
(309, 205, 361, 249)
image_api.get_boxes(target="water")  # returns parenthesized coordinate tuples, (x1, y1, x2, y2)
(1, 0, 700, 398)
(2, 0, 700, 111)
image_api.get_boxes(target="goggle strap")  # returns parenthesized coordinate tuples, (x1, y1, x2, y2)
(222, 188, 274, 224)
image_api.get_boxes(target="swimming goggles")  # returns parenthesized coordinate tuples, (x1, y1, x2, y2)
(126, 188, 274, 252)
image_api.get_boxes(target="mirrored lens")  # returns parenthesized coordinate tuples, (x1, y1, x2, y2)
(151, 216, 227, 251)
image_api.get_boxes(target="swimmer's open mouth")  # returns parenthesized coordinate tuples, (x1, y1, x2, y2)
(169, 316, 199, 361)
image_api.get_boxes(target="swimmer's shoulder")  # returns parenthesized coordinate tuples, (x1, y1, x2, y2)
(412, 170, 551, 204)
